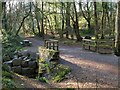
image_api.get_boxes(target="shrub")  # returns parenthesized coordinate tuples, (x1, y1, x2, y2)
(36, 76, 49, 83)
(114, 48, 120, 56)
(52, 64, 71, 82)
(2, 71, 13, 79)
(80, 29, 94, 36)
(2, 35, 23, 60)
(2, 64, 11, 72)
(2, 78, 16, 89)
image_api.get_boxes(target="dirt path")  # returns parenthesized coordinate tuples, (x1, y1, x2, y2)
(21, 37, 118, 88)
(60, 46, 118, 88)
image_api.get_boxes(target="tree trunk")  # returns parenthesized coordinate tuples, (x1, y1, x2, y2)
(73, 2, 82, 41)
(36, 16, 41, 36)
(2, 2, 7, 31)
(30, 2, 36, 35)
(115, 1, 120, 56)
(79, 2, 91, 30)
(41, 2, 44, 38)
(54, 15, 57, 32)
(32, 16, 35, 35)
(86, 2, 91, 30)
(34, 2, 41, 37)
(101, 2, 105, 39)
(61, 2, 64, 38)
(66, 2, 71, 39)
(94, 2, 98, 39)
(16, 14, 29, 36)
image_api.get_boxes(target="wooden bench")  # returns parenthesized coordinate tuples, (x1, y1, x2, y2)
(82, 39, 114, 54)
(44, 39, 59, 51)
(97, 40, 114, 54)
(83, 39, 97, 52)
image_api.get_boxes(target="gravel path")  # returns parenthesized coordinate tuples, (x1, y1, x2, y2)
(23, 37, 118, 88)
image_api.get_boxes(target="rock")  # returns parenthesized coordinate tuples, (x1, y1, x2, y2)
(25, 59, 31, 62)
(18, 52, 23, 58)
(12, 66, 22, 74)
(21, 60, 29, 68)
(31, 58, 36, 61)
(21, 50, 31, 57)
(23, 57, 29, 61)
(14, 51, 23, 57)
(21, 56, 26, 59)
(13, 55, 18, 59)
(3, 60, 13, 67)
(28, 61, 38, 69)
(3, 55, 10, 62)
(30, 52, 38, 60)
(12, 58, 22, 66)
(22, 68, 34, 75)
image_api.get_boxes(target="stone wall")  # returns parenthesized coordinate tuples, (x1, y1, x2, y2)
(38, 47, 59, 63)
(3, 51, 38, 77)
(38, 47, 59, 75)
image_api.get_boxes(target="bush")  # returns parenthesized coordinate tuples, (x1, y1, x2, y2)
(2, 35, 23, 60)
(2, 64, 11, 72)
(2, 71, 13, 79)
(2, 64, 16, 89)
(114, 48, 120, 56)
(36, 77, 49, 83)
(80, 29, 94, 36)
(52, 64, 71, 82)
(2, 78, 16, 89)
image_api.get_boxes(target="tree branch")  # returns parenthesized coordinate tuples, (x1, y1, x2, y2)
(16, 13, 29, 36)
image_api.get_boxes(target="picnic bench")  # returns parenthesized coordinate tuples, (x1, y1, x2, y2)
(83, 39, 114, 54)
(44, 39, 59, 51)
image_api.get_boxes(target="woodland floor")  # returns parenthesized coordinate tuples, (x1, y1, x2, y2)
(14, 36, 119, 89)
